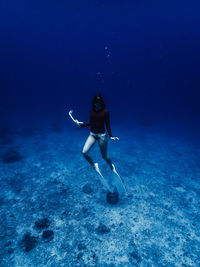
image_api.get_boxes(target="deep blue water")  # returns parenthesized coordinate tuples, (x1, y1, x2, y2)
(0, 1, 200, 266)
(1, 0, 200, 130)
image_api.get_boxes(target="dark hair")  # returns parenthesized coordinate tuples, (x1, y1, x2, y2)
(92, 94, 106, 111)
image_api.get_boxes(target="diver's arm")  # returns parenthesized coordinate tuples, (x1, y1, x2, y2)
(105, 111, 119, 140)
(78, 122, 90, 127)
(69, 110, 85, 127)
(105, 111, 113, 137)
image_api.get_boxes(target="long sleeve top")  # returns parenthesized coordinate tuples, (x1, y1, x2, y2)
(80, 109, 112, 137)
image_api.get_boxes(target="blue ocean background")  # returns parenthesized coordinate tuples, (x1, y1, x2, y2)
(0, 0, 200, 266)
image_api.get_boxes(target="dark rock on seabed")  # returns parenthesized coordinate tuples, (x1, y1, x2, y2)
(2, 149, 22, 163)
(82, 183, 93, 194)
(35, 218, 50, 230)
(42, 230, 54, 241)
(106, 187, 119, 204)
(96, 223, 111, 234)
(19, 232, 38, 252)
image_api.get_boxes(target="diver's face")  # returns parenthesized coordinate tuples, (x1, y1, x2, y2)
(94, 103, 102, 110)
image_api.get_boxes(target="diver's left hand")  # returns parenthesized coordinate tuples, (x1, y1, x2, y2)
(110, 136, 119, 141)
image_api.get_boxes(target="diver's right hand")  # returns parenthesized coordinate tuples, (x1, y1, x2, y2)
(76, 121, 83, 127)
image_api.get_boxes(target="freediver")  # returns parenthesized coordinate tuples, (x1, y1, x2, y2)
(69, 94, 127, 196)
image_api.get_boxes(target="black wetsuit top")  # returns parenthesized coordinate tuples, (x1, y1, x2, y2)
(80, 108, 112, 138)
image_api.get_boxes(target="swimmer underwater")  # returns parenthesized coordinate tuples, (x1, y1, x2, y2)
(68, 94, 128, 197)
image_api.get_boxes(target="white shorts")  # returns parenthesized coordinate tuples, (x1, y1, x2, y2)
(90, 131, 107, 140)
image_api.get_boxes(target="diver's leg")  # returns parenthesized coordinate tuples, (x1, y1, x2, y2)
(98, 135, 113, 171)
(98, 135, 128, 195)
(98, 135, 115, 192)
(82, 134, 96, 168)
(82, 134, 112, 191)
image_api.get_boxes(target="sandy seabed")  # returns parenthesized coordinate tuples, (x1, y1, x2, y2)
(0, 124, 200, 266)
